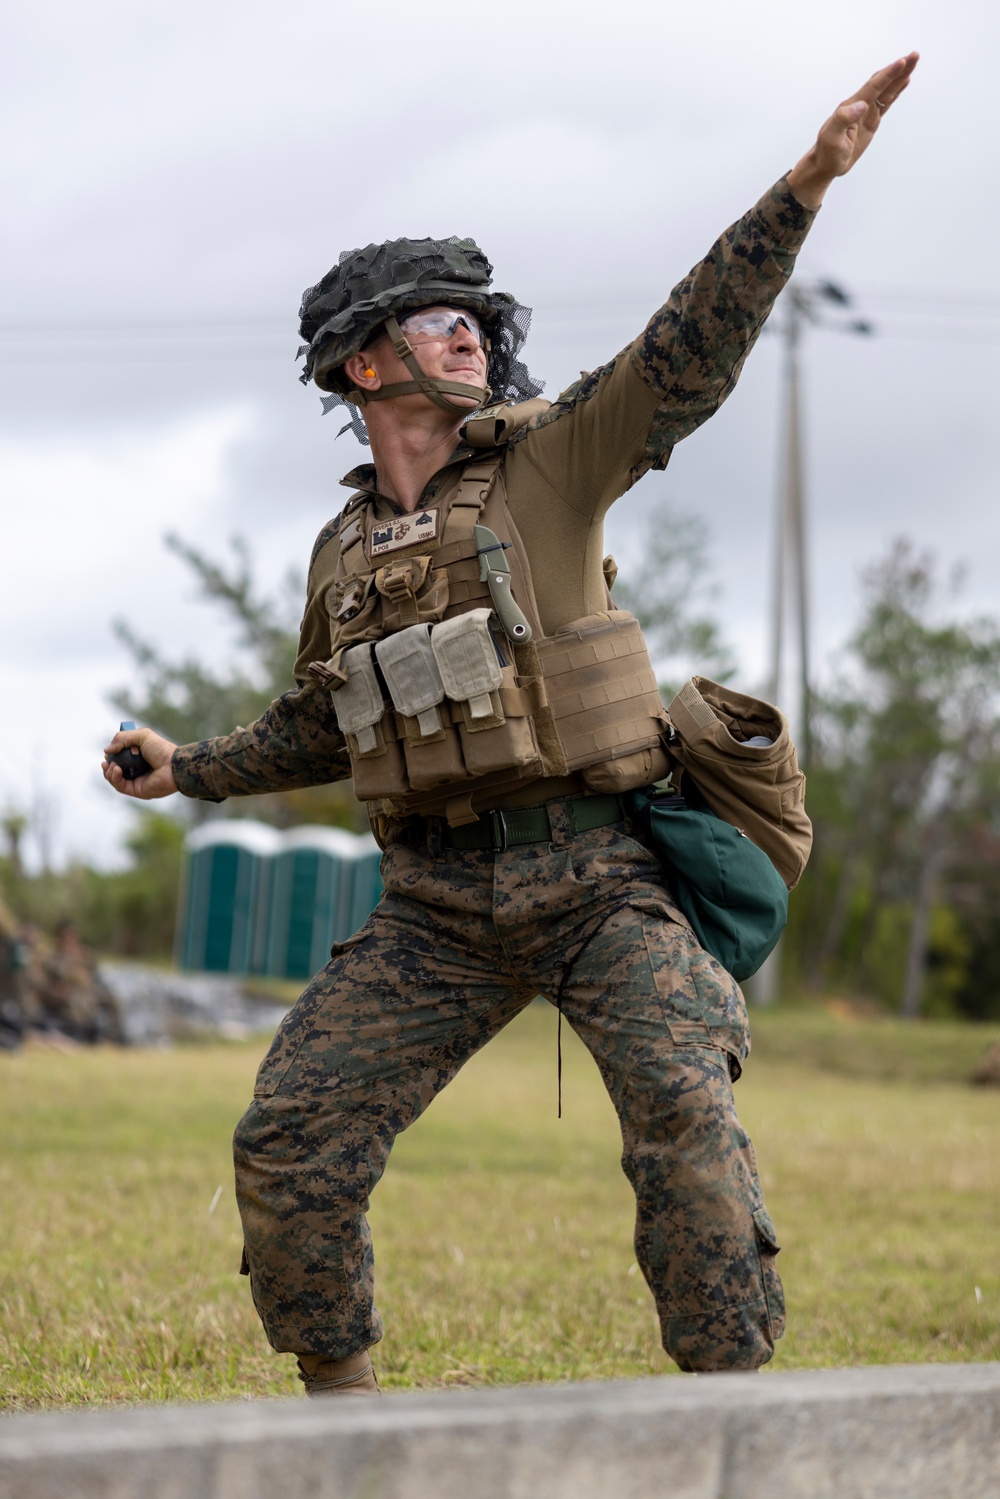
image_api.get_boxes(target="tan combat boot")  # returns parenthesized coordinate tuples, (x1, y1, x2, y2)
(296, 1350, 380, 1397)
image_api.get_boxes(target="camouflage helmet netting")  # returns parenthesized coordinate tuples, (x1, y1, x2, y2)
(297, 235, 542, 442)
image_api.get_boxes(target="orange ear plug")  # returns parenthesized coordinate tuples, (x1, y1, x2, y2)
(364, 368, 376, 378)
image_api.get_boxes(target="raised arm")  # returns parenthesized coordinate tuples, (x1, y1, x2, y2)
(786, 53, 919, 208)
(511, 53, 920, 520)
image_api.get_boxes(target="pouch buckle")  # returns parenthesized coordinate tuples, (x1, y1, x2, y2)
(337, 579, 369, 622)
(376, 556, 430, 602)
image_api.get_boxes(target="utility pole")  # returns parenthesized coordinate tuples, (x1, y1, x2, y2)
(767, 285, 812, 768)
(750, 281, 871, 1007)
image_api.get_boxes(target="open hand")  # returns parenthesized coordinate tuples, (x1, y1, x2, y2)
(787, 52, 919, 208)
(102, 725, 178, 800)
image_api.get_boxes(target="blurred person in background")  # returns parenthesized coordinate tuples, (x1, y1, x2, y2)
(31, 920, 124, 1045)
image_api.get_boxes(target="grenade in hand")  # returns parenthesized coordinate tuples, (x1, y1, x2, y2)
(109, 721, 153, 780)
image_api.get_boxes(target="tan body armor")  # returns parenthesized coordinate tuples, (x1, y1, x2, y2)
(310, 450, 673, 827)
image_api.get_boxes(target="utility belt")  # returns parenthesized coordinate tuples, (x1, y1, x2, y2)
(390, 791, 626, 852)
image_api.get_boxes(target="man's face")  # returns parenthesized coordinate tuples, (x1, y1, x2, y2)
(366, 305, 489, 409)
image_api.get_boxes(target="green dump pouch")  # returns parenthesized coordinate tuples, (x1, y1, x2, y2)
(626, 782, 788, 983)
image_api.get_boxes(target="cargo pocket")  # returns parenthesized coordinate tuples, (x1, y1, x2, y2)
(753, 1205, 786, 1342)
(640, 910, 751, 1072)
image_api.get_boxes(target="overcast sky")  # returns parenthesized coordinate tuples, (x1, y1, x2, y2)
(2, 0, 997, 868)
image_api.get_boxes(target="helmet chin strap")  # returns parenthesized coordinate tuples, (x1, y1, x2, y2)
(346, 314, 492, 414)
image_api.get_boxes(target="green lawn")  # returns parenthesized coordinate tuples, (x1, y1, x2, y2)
(1, 1005, 998, 1409)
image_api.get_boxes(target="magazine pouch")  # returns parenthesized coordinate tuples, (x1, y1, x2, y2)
(432, 609, 542, 776)
(376, 624, 463, 791)
(333, 642, 407, 797)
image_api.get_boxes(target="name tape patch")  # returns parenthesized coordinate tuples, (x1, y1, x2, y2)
(368, 509, 439, 558)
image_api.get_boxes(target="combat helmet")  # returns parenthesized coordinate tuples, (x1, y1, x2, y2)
(298, 235, 542, 443)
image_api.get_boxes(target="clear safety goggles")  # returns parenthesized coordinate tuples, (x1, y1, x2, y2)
(397, 306, 486, 347)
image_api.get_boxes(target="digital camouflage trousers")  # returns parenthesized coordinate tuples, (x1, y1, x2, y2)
(233, 800, 785, 1373)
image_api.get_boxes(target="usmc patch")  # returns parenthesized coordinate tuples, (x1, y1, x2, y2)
(368, 509, 439, 558)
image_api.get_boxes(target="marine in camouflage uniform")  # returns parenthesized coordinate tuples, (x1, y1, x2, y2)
(186, 180, 807, 1378)
(101, 54, 920, 1389)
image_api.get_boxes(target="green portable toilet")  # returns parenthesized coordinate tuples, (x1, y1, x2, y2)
(348, 841, 384, 940)
(179, 821, 281, 973)
(265, 826, 383, 982)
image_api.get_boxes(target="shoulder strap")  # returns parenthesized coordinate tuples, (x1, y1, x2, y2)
(463, 398, 552, 449)
(441, 457, 502, 543)
(336, 493, 372, 581)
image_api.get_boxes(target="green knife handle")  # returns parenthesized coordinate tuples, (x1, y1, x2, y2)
(486, 568, 532, 643)
(474, 524, 533, 643)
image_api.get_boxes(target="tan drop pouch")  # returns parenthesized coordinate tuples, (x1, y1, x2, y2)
(667, 676, 813, 889)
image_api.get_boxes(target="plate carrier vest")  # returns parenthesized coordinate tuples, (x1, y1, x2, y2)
(309, 433, 673, 828)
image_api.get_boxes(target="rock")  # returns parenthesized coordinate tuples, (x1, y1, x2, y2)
(97, 963, 289, 1046)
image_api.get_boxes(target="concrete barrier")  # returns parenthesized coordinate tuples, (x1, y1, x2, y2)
(2, 1362, 999, 1499)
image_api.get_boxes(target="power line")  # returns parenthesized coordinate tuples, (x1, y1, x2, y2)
(2, 283, 1000, 343)
(2, 324, 999, 367)
(853, 287, 1000, 313)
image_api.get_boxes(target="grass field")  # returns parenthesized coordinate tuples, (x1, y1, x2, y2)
(1, 1004, 999, 1410)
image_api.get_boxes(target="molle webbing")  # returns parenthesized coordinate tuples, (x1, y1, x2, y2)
(537, 614, 668, 769)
